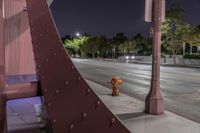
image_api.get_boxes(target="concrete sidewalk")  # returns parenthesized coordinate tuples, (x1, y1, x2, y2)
(6, 80, 200, 133)
(87, 80, 200, 133)
(7, 97, 45, 133)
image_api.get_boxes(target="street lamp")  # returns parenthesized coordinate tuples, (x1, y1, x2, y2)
(75, 32, 81, 37)
(145, 0, 164, 115)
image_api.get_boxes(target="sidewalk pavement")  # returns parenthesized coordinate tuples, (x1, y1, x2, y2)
(7, 80, 200, 133)
(7, 97, 45, 133)
(86, 80, 200, 133)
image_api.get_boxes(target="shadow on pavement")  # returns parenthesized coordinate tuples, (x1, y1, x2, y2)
(116, 112, 146, 120)
(8, 127, 42, 133)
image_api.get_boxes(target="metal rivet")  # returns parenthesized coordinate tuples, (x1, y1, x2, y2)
(83, 113, 87, 118)
(56, 89, 59, 94)
(97, 101, 100, 105)
(110, 118, 115, 127)
(54, 53, 57, 56)
(69, 124, 74, 130)
(48, 103, 51, 107)
(86, 89, 91, 96)
(44, 88, 47, 92)
(46, 59, 49, 62)
(111, 118, 115, 123)
(53, 119, 56, 123)
(65, 81, 69, 85)
(95, 101, 101, 109)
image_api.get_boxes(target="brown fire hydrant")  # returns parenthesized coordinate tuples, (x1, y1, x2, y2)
(111, 77, 123, 96)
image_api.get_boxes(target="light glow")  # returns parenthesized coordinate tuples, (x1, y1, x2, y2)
(76, 32, 80, 37)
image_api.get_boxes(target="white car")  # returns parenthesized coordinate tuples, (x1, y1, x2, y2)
(118, 55, 143, 62)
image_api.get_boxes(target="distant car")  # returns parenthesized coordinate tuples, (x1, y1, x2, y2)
(118, 55, 143, 62)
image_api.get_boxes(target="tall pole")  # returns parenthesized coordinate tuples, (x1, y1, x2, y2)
(190, 44, 193, 54)
(183, 42, 185, 55)
(0, 0, 6, 132)
(145, 0, 164, 115)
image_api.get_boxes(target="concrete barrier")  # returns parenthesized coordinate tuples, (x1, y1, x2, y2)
(134, 56, 200, 66)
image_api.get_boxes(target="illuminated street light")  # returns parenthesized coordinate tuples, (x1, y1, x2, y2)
(75, 32, 80, 37)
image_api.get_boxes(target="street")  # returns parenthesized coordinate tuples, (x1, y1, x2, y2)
(72, 59, 200, 123)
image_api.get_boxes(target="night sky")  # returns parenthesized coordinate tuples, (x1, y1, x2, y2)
(50, 0, 200, 38)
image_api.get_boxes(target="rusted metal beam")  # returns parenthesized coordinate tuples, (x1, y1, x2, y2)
(26, 0, 130, 132)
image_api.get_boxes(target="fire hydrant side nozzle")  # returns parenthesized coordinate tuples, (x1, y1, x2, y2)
(111, 77, 123, 96)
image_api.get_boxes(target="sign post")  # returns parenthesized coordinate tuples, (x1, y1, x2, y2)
(145, 0, 165, 114)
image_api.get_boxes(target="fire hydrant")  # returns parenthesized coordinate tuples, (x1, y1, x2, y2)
(111, 77, 123, 96)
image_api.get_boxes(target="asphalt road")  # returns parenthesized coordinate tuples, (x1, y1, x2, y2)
(72, 59, 200, 123)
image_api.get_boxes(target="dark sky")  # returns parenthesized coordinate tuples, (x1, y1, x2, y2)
(50, 0, 200, 38)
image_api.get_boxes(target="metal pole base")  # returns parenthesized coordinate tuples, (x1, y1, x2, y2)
(145, 96, 164, 115)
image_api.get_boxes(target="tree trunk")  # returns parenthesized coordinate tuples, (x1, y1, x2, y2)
(172, 49, 176, 64)
(183, 42, 185, 55)
(92, 53, 95, 58)
(80, 51, 85, 58)
(170, 23, 176, 64)
(190, 44, 193, 54)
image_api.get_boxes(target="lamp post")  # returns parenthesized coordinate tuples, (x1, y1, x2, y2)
(150, 26, 154, 55)
(145, 0, 164, 115)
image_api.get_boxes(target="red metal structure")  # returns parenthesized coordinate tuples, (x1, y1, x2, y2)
(0, 0, 130, 132)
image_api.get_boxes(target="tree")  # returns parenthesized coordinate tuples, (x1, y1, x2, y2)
(64, 38, 79, 56)
(187, 26, 200, 46)
(98, 35, 111, 58)
(112, 33, 127, 57)
(86, 36, 100, 58)
(132, 34, 151, 56)
(61, 34, 71, 43)
(64, 36, 89, 57)
(161, 5, 193, 64)
(78, 36, 90, 57)
(119, 39, 136, 55)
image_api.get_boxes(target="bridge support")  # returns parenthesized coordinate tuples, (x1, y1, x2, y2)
(0, 0, 130, 132)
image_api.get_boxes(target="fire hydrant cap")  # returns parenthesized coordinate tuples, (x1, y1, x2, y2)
(111, 77, 123, 84)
